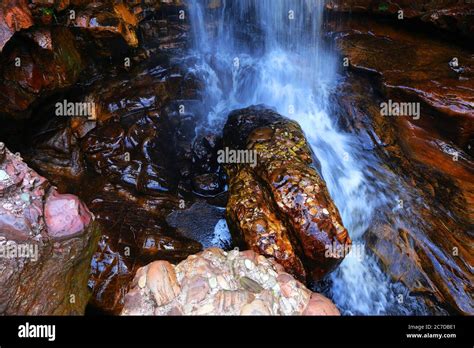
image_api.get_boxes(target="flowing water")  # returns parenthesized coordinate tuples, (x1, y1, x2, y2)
(185, 0, 428, 315)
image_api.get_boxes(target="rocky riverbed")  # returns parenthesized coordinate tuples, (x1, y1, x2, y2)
(0, 0, 472, 316)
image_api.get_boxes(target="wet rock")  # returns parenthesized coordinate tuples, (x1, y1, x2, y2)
(70, 2, 139, 47)
(192, 173, 224, 196)
(87, 188, 201, 314)
(329, 18, 474, 314)
(332, 18, 474, 150)
(44, 190, 92, 240)
(0, 146, 98, 315)
(223, 106, 351, 282)
(166, 200, 229, 249)
(227, 168, 306, 281)
(0, 27, 83, 117)
(0, 0, 33, 52)
(28, 119, 86, 182)
(122, 248, 340, 315)
(326, 0, 474, 40)
(0, 0, 186, 120)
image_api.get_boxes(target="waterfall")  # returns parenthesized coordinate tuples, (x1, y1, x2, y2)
(185, 0, 426, 315)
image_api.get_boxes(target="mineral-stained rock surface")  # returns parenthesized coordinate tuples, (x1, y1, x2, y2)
(122, 248, 340, 316)
(326, 0, 474, 40)
(331, 18, 474, 151)
(9, 3, 220, 314)
(87, 185, 202, 314)
(0, 145, 99, 315)
(0, 0, 187, 119)
(0, 0, 33, 52)
(328, 16, 474, 314)
(223, 106, 351, 282)
(0, 26, 84, 118)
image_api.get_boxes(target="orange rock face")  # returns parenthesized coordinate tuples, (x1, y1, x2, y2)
(0, 0, 33, 52)
(329, 16, 473, 314)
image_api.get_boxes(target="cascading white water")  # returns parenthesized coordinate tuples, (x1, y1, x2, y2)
(185, 0, 425, 315)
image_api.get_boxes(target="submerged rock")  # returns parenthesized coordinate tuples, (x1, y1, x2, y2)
(0, 145, 98, 315)
(223, 106, 351, 282)
(121, 248, 340, 316)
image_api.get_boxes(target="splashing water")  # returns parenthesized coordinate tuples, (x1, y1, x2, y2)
(185, 0, 425, 315)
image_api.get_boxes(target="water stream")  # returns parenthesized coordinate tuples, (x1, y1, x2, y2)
(185, 0, 428, 315)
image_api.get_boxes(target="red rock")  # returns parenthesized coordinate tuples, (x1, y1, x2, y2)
(44, 191, 93, 240)
(329, 17, 473, 314)
(0, 27, 83, 117)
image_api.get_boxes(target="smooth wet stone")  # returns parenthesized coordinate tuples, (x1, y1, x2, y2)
(0, 27, 84, 118)
(331, 18, 474, 149)
(223, 106, 351, 282)
(122, 248, 340, 316)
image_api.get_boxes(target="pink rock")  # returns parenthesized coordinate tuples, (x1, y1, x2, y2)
(44, 190, 93, 239)
(184, 276, 210, 304)
(146, 261, 181, 307)
(303, 293, 340, 316)
(241, 250, 258, 262)
(240, 299, 272, 315)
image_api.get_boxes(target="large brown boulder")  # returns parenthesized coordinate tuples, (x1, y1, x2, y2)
(121, 248, 340, 316)
(0, 144, 99, 315)
(223, 107, 351, 282)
